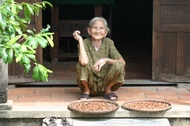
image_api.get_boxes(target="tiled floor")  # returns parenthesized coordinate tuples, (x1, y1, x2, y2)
(8, 86, 190, 107)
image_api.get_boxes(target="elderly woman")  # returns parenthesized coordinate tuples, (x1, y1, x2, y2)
(73, 17, 126, 101)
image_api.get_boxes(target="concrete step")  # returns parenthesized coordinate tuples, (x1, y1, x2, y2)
(42, 118, 170, 126)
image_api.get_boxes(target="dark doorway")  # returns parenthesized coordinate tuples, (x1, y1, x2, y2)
(112, 0, 153, 79)
(42, 0, 153, 80)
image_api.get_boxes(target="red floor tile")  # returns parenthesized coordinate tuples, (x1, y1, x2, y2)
(7, 86, 190, 108)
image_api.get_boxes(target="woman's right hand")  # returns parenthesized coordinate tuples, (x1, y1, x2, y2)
(73, 30, 83, 42)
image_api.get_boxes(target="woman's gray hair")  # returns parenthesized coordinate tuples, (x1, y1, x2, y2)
(88, 17, 110, 34)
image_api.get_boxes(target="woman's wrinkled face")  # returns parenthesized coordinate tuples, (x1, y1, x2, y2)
(87, 20, 108, 41)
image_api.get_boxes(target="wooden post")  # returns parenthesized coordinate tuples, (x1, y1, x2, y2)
(50, 5, 59, 63)
(35, 0, 43, 64)
(94, 5, 103, 16)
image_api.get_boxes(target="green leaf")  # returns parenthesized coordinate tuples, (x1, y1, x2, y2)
(7, 48, 13, 64)
(46, 69, 53, 73)
(35, 4, 42, 8)
(21, 54, 30, 64)
(14, 25, 22, 35)
(19, 20, 27, 30)
(0, 48, 6, 58)
(45, 35, 54, 47)
(0, 12, 7, 29)
(32, 63, 52, 81)
(11, 1, 17, 14)
(23, 4, 31, 21)
(26, 54, 36, 61)
(39, 72, 47, 81)
(11, 43, 20, 48)
(38, 65, 48, 81)
(17, 3, 23, 10)
(25, 45, 36, 53)
(8, 19, 19, 26)
(21, 45, 27, 52)
(37, 64, 53, 74)
(24, 63, 31, 73)
(27, 30, 34, 35)
(33, 6, 40, 15)
(2, 49, 8, 63)
(32, 65, 40, 81)
(18, 59, 25, 65)
(42, 1, 53, 8)
(16, 53, 23, 63)
(27, 38, 38, 48)
(40, 25, 51, 33)
(26, 3, 34, 15)
(37, 36, 48, 48)
(7, 25, 16, 33)
(20, 18, 28, 24)
(7, 35, 22, 45)
(22, 34, 28, 39)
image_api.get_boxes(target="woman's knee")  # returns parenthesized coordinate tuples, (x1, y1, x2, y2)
(111, 62, 125, 73)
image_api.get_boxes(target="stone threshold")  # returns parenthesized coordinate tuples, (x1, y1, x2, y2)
(0, 103, 190, 119)
(11, 79, 176, 86)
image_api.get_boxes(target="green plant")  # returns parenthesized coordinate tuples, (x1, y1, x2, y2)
(0, 0, 54, 81)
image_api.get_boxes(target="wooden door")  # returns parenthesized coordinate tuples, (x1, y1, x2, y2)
(8, 0, 42, 83)
(153, 0, 190, 82)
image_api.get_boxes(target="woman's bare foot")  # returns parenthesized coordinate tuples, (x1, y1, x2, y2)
(79, 94, 89, 100)
(104, 83, 118, 101)
(80, 81, 90, 100)
(103, 92, 118, 101)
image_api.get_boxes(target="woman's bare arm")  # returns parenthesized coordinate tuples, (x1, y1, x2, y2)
(73, 30, 89, 65)
(109, 57, 126, 66)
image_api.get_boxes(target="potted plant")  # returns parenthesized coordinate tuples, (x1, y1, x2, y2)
(0, 0, 54, 82)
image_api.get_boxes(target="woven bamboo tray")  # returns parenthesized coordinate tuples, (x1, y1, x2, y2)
(68, 99, 119, 114)
(121, 99, 172, 112)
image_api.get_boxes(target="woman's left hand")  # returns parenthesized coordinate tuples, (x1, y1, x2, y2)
(93, 58, 108, 71)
